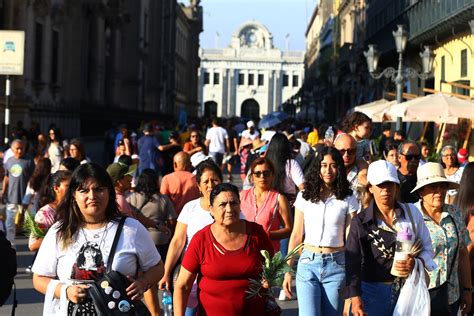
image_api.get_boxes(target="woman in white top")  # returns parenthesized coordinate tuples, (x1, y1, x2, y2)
(46, 127, 64, 173)
(440, 145, 464, 204)
(282, 146, 359, 316)
(158, 160, 222, 316)
(32, 163, 163, 315)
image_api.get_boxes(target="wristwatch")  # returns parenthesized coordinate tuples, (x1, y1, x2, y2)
(462, 287, 472, 292)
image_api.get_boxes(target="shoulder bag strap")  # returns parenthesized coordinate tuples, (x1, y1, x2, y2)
(403, 203, 417, 237)
(106, 216, 127, 273)
(266, 193, 280, 232)
(447, 214, 459, 281)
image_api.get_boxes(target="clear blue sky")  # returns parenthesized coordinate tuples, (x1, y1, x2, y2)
(199, 0, 318, 51)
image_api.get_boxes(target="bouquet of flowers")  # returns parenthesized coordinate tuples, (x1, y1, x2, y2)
(23, 211, 46, 239)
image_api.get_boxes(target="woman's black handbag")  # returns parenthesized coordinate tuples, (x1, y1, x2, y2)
(86, 217, 151, 316)
(428, 215, 459, 316)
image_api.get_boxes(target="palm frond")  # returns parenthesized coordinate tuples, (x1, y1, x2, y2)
(246, 243, 304, 299)
(23, 211, 46, 239)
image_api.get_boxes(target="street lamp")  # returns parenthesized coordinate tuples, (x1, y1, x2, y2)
(364, 24, 435, 129)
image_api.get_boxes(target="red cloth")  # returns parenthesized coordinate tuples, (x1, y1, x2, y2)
(182, 221, 274, 316)
(160, 170, 200, 214)
(240, 188, 281, 251)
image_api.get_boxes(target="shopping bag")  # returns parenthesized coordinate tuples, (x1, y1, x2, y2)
(393, 258, 430, 316)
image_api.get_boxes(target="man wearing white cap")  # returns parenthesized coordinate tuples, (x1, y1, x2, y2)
(241, 120, 260, 141)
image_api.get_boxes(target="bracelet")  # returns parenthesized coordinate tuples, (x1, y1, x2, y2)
(463, 287, 472, 292)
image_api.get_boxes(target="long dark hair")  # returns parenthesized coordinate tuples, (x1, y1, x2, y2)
(29, 157, 52, 192)
(302, 146, 352, 203)
(265, 133, 291, 193)
(38, 170, 72, 208)
(135, 169, 159, 201)
(70, 138, 87, 161)
(55, 163, 121, 249)
(456, 162, 474, 219)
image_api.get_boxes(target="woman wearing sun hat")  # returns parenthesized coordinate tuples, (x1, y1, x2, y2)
(411, 162, 472, 315)
(342, 160, 436, 316)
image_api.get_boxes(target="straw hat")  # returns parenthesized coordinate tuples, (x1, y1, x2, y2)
(410, 162, 459, 193)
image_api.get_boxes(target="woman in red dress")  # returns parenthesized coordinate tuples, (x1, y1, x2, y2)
(173, 183, 274, 316)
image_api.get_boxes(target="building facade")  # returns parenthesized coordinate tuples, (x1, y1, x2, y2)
(0, 0, 202, 138)
(198, 21, 304, 121)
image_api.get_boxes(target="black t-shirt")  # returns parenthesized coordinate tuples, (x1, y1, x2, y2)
(397, 170, 419, 203)
(226, 128, 238, 153)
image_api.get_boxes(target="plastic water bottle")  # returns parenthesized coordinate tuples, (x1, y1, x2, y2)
(325, 126, 335, 144)
(390, 227, 414, 277)
(162, 289, 173, 316)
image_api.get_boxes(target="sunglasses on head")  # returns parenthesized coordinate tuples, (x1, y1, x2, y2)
(253, 170, 271, 178)
(401, 153, 420, 161)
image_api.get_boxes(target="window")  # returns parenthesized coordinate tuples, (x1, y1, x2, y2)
(293, 75, 299, 87)
(238, 73, 245, 85)
(258, 74, 264, 86)
(204, 72, 210, 84)
(248, 73, 254, 85)
(214, 72, 220, 85)
(441, 56, 445, 82)
(283, 74, 289, 87)
(51, 30, 59, 84)
(34, 23, 43, 81)
(461, 49, 468, 77)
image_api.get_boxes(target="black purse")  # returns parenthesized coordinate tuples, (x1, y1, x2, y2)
(87, 217, 151, 316)
(429, 216, 458, 316)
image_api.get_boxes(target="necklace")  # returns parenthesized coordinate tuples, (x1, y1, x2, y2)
(83, 223, 109, 240)
(253, 188, 270, 220)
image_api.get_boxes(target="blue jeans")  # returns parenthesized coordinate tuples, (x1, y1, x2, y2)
(350, 282, 400, 316)
(185, 306, 197, 316)
(295, 250, 345, 316)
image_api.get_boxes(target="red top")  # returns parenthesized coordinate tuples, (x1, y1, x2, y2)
(240, 188, 281, 251)
(182, 221, 274, 316)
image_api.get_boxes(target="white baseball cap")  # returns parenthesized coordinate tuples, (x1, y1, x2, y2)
(367, 160, 400, 186)
(247, 120, 255, 128)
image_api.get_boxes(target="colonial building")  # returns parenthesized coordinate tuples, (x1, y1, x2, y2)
(198, 21, 304, 121)
(0, 0, 202, 138)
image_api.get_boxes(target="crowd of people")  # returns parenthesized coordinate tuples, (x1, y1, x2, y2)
(0, 112, 473, 316)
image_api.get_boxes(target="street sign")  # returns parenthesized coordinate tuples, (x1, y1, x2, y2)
(0, 30, 25, 75)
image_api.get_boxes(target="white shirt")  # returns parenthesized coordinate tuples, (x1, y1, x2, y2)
(32, 218, 161, 280)
(283, 159, 305, 194)
(294, 192, 359, 247)
(205, 126, 228, 153)
(260, 130, 276, 143)
(241, 129, 260, 141)
(177, 198, 214, 249)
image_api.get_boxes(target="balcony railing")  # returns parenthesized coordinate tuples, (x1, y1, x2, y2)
(407, 0, 474, 42)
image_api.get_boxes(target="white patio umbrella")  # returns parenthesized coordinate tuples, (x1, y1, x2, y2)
(354, 99, 396, 122)
(386, 93, 472, 124)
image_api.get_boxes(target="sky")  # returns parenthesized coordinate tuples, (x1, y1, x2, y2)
(199, 0, 319, 51)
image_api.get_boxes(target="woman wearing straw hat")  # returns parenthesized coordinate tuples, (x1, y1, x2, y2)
(342, 160, 437, 316)
(411, 162, 472, 315)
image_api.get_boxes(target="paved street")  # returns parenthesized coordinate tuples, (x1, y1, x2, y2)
(0, 173, 298, 316)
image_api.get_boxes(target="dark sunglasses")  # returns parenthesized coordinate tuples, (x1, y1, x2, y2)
(253, 170, 272, 178)
(339, 148, 356, 156)
(400, 153, 420, 161)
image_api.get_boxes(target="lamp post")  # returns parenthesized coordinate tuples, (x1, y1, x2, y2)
(364, 25, 435, 130)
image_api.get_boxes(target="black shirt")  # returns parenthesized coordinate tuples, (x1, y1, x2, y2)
(341, 202, 405, 299)
(397, 170, 419, 203)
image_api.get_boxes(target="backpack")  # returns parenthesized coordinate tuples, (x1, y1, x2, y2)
(0, 230, 16, 306)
